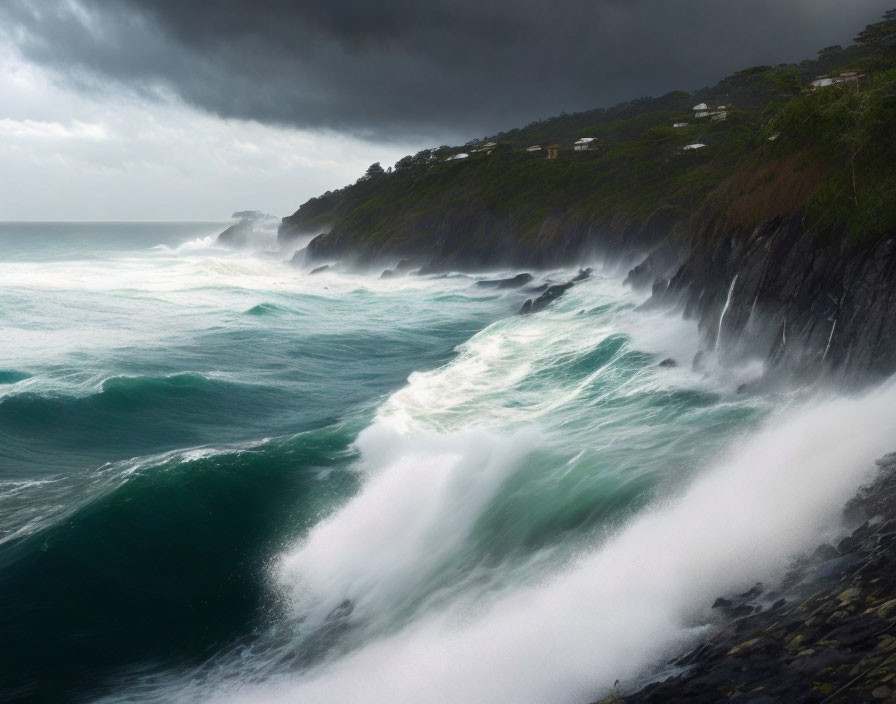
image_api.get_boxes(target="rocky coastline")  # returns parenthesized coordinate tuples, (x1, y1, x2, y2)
(594, 453, 896, 704)
(283, 205, 896, 387)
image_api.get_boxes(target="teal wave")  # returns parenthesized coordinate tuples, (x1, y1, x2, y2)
(0, 428, 359, 702)
(0, 370, 31, 384)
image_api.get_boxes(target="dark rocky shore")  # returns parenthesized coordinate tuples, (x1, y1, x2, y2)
(645, 213, 896, 388)
(595, 454, 896, 704)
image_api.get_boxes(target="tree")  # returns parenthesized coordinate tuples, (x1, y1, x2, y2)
(854, 10, 896, 47)
(774, 67, 803, 96)
(363, 162, 385, 179)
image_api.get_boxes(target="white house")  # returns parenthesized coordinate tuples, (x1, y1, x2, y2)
(683, 143, 707, 151)
(526, 145, 542, 152)
(693, 103, 710, 118)
(673, 122, 689, 128)
(445, 152, 469, 161)
(574, 137, 598, 151)
(711, 111, 728, 122)
(810, 72, 864, 91)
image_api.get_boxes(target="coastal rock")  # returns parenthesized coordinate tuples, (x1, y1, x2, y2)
(592, 453, 896, 704)
(309, 264, 331, 275)
(217, 210, 279, 248)
(476, 273, 534, 289)
(519, 282, 574, 314)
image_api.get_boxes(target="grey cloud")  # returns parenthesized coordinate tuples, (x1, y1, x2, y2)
(1, 0, 893, 141)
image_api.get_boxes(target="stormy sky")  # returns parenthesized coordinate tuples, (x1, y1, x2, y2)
(0, 0, 892, 219)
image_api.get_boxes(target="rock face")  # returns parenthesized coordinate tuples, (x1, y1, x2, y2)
(291, 208, 672, 274)
(594, 453, 896, 704)
(645, 213, 896, 386)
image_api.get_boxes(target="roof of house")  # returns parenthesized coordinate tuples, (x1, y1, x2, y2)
(693, 103, 709, 110)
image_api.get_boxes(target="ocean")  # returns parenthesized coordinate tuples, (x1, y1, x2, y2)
(2, 222, 894, 703)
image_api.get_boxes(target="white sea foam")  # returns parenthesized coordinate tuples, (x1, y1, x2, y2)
(221, 379, 896, 704)
(277, 425, 543, 627)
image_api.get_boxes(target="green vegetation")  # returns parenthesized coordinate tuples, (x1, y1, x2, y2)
(282, 11, 896, 261)
(769, 65, 896, 238)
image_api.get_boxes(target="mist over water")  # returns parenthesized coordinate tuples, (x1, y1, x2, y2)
(0, 222, 890, 703)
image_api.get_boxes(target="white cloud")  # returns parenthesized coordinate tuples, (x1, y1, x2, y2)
(0, 44, 424, 220)
(0, 117, 108, 140)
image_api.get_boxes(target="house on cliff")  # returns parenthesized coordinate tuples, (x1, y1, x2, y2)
(546, 144, 562, 159)
(810, 72, 865, 90)
(574, 137, 598, 151)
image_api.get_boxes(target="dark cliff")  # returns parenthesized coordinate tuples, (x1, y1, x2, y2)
(651, 214, 896, 386)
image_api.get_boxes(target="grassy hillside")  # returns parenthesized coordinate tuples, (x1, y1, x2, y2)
(281, 11, 896, 267)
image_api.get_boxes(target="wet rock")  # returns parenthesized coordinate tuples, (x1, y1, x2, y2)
(740, 583, 764, 599)
(572, 267, 593, 282)
(659, 358, 678, 368)
(380, 269, 396, 279)
(476, 273, 534, 289)
(518, 279, 577, 314)
(528, 282, 574, 312)
(812, 543, 841, 562)
(592, 452, 896, 704)
(309, 264, 331, 275)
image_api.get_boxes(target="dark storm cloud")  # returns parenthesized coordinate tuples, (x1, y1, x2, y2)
(1, 0, 893, 140)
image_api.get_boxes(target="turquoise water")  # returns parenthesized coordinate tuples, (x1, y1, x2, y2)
(2, 222, 893, 704)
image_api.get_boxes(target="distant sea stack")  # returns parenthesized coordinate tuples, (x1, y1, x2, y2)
(217, 211, 280, 248)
